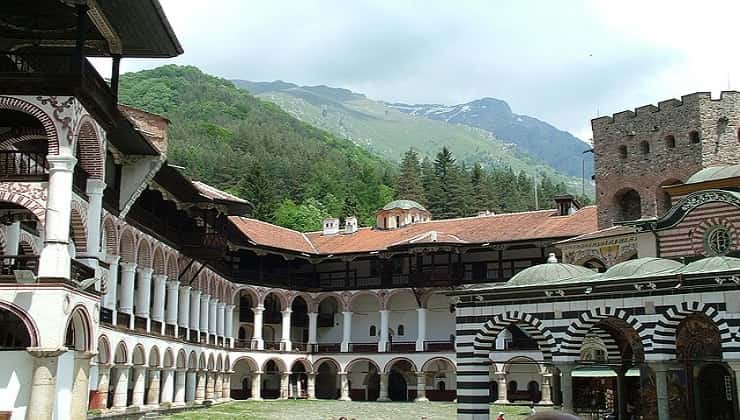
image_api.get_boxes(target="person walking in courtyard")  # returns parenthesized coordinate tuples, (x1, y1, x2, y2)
(496, 412, 505, 420)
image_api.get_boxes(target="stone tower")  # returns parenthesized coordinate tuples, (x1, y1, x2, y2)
(592, 91, 740, 229)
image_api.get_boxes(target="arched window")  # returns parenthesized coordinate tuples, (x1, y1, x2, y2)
(690, 130, 700, 144)
(664, 135, 676, 149)
(640, 141, 650, 154)
(397, 324, 405, 336)
(238, 327, 246, 339)
(618, 145, 628, 158)
(508, 380, 518, 392)
(369, 325, 376, 336)
(614, 188, 642, 222)
(438, 381, 446, 391)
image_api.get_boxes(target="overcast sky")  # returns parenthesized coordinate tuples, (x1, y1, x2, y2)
(96, 0, 740, 141)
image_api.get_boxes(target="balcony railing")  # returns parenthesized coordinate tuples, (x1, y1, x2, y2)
(0, 151, 48, 181)
(0, 255, 39, 278)
(389, 342, 416, 352)
(424, 341, 455, 352)
(348, 342, 378, 353)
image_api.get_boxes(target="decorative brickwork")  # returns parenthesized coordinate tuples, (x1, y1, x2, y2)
(0, 128, 47, 150)
(592, 91, 740, 228)
(0, 184, 47, 225)
(75, 118, 104, 179)
(0, 96, 59, 154)
(70, 199, 88, 253)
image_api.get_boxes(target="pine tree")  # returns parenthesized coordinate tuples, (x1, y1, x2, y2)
(450, 162, 474, 217)
(470, 163, 490, 213)
(427, 147, 458, 219)
(396, 148, 426, 204)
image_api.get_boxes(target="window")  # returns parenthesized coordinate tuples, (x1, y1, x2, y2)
(690, 130, 700, 144)
(640, 141, 650, 154)
(369, 325, 376, 336)
(398, 324, 405, 336)
(438, 381, 446, 391)
(664, 135, 676, 149)
(619, 145, 628, 158)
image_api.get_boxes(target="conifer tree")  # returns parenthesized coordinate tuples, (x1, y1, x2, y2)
(427, 147, 458, 219)
(470, 163, 490, 212)
(396, 148, 426, 204)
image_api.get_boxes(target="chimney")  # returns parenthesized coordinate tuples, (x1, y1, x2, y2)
(322, 218, 340, 235)
(344, 216, 358, 234)
(553, 194, 581, 216)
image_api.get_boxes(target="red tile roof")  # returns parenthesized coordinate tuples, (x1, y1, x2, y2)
(556, 225, 636, 244)
(230, 206, 598, 255)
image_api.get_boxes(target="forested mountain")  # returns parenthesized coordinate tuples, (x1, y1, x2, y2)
(232, 80, 586, 191)
(389, 98, 594, 178)
(118, 65, 396, 229)
(117, 65, 588, 232)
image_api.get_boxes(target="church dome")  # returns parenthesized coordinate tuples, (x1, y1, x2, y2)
(686, 164, 740, 184)
(602, 257, 682, 279)
(677, 256, 740, 275)
(506, 255, 595, 287)
(382, 199, 427, 212)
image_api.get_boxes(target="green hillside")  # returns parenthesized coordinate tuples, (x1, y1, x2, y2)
(233, 80, 588, 193)
(118, 65, 396, 229)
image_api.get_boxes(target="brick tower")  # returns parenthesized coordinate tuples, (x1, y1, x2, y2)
(592, 91, 740, 229)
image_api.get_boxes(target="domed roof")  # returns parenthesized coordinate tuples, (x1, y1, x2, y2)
(677, 256, 740, 275)
(506, 259, 595, 287)
(687, 164, 740, 184)
(602, 257, 682, 279)
(382, 199, 427, 212)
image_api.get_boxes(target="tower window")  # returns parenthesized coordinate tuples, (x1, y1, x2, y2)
(398, 324, 405, 336)
(690, 130, 700, 144)
(618, 145, 627, 158)
(664, 135, 675, 149)
(369, 325, 376, 336)
(640, 141, 650, 154)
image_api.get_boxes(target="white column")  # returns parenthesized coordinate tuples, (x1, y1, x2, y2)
(185, 369, 197, 402)
(558, 364, 574, 412)
(416, 307, 427, 351)
(4, 221, 19, 255)
(174, 369, 187, 406)
(70, 351, 94, 420)
(112, 365, 131, 410)
(165, 279, 180, 327)
(225, 304, 235, 347)
(217, 301, 226, 339)
(85, 178, 105, 255)
(652, 364, 670, 420)
(280, 372, 290, 399)
(118, 262, 137, 316)
(190, 289, 202, 334)
(250, 372, 262, 400)
(161, 368, 174, 404)
(281, 308, 292, 351)
(541, 372, 553, 405)
(135, 267, 153, 322)
(146, 369, 161, 406)
(195, 370, 206, 402)
(307, 373, 316, 400)
(308, 312, 318, 346)
(178, 285, 192, 331)
(494, 372, 508, 404)
(339, 372, 351, 401)
(131, 366, 146, 407)
(200, 294, 210, 342)
(151, 274, 167, 323)
(378, 309, 390, 352)
(103, 255, 120, 311)
(414, 372, 428, 402)
(38, 155, 76, 279)
(252, 305, 264, 350)
(378, 373, 390, 401)
(208, 299, 218, 337)
(341, 311, 352, 352)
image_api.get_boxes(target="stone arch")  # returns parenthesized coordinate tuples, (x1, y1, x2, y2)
(119, 228, 136, 263)
(421, 356, 456, 372)
(152, 247, 166, 275)
(207, 353, 215, 371)
(231, 355, 258, 372)
(18, 231, 38, 255)
(502, 355, 541, 373)
(261, 357, 287, 372)
(97, 334, 111, 365)
(345, 357, 381, 374)
(224, 355, 231, 372)
(64, 304, 93, 352)
(313, 357, 341, 373)
(262, 291, 287, 312)
(653, 301, 732, 358)
(0, 96, 60, 154)
(0, 191, 46, 226)
(148, 346, 161, 368)
(291, 358, 312, 374)
(384, 357, 418, 374)
(177, 349, 187, 369)
(163, 347, 174, 369)
(216, 354, 223, 372)
(0, 127, 47, 150)
(198, 353, 206, 370)
(132, 343, 146, 366)
(288, 292, 314, 311)
(166, 253, 178, 279)
(69, 201, 87, 254)
(74, 117, 104, 179)
(348, 290, 381, 310)
(560, 306, 651, 360)
(136, 238, 152, 268)
(316, 293, 343, 311)
(613, 187, 642, 222)
(473, 311, 557, 362)
(101, 217, 118, 256)
(385, 288, 418, 309)
(188, 351, 198, 370)
(0, 299, 39, 348)
(114, 340, 128, 364)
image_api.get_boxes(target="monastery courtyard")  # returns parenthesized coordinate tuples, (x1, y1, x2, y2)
(162, 401, 540, 420)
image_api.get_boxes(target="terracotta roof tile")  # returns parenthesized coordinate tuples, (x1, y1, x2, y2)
(229, 217, 316, 254)
(557, 225, 636, 244)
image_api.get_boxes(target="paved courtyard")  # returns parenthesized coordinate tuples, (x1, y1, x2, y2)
(162, 400, 543, 420)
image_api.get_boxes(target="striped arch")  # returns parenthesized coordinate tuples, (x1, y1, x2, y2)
(581, 327, 620, 362)
(101, 217, 118, 257)
(69, 200, 88, 254)
(473, 311, 557, 362)
(0, 191, 46, 226)
(653, 301, 733, 358)
(0, 96, 60, 154)
(152, 247, 166, 275)
(18, 231, 38, 255)
(136, 238, 152, 268)
(75, 117, 104, 179)
(0, 127, 47, 150)
(560, 306, 651, 360)
(119, 228, 136, 263)
(166, 253, 178, 279)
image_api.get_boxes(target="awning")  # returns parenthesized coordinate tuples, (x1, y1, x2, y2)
(573, 367, 640, 377)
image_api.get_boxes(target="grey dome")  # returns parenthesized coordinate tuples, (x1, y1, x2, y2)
(506, 262, 595, 287)
(687, 165, 740, 184)
(382, 199, 427, 212)
(678, 256, 740, 275)
(602, 257, 682, 279)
